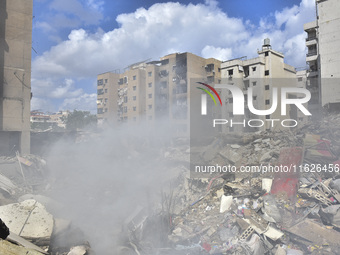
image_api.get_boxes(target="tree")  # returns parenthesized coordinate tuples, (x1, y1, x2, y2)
(65, 110, 97, 131)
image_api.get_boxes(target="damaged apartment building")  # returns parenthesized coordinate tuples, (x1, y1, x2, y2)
(97, 52, 221, 135)
(0, 0, 32, 155)
(220, 39, 305, 133)
(303, 0, 340, 113)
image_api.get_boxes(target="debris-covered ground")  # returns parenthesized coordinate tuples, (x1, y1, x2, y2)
(2, 113, 340, 254)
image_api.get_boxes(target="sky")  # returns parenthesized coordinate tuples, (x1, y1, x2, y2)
(31, 0, 317, 113)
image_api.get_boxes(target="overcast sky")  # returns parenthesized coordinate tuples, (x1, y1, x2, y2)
(31, 0, 316, 113)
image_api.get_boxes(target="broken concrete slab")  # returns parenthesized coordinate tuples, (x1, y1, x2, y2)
(0, 199, 53, 246)
(7, 232, 48, 254)
(67, 245, 88, 255)
(230, 144, 241, 149)
(286, 219, 340, 245)
(0, 239, 45, 255)
(262, 178, 273, 193)
(0, 173, 17, 195)
(220, 195, 233, 213)
(219, 149, 241, 164)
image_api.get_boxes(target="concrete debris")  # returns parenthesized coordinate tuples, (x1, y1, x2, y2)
(0, 173, 18, 195)
(7, 232, 48, 254)
(0, 239, 46, 255)
(67, 245, 88, 255)
(219, 195, 233, 213)
(0, 153, 94, 255)
(286, 218, 340, 245)
(148, 113, 340, 255)
(0, 199, 54, 246)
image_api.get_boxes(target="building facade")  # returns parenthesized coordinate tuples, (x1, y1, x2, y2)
(220, 39, 299, 133)
(304, 0, 340, 112)
(97, 53, 221, 135)
(0, 0, 33, 155)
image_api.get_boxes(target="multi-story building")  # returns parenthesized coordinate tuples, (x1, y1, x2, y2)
(0, 0, 33, 155)
(97, 53, 221, 135)
(304, 0, 340, 112)
(220, 39, 298, 132)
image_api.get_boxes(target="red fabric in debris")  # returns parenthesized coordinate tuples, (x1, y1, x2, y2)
(271, 147, 302, 198)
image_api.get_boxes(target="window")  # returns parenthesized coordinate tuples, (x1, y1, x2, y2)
(133, 96, 136, 101)
(97, 108, 103, 114)
(133, 75, 136, 80)
(118, 78, 123, 85)
(105, 89, 108, 93)
(97, 79, 103, 85)
(124, 77, 128, 83)
(97, 89, 104, 95)
(148, 72, 152, 77)
(218, 68, 221, 72)
(133, 86, 136, 91)
(266, 115, 270, 119)
(265, 70, 269, 76)
(252, 67, 256, 72)
(265, 99, 270, 105)
(252, 82, 256, 86)
(265, 85, 270, 90)
(265, 52, 269, 57)
(105, 98, 108, 103)
(148, 94, 152, 99)
(253, 96, 257, 100)
(148, 82, 152, 88)
(133, 107, 136, 111)
(105, 79, 108, 83)
(124, 106, 127, 113)
(298, 77, 303, 82)
(124, 96, 128, 103)
(228, 69, 233, 75)
(148, 104, 152, 109)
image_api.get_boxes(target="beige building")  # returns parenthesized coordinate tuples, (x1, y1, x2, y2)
(220, 39, 299, 132)
(304, 0, 340, 111)
(0, 0, 33, 155)
(97, 53, 221, 135)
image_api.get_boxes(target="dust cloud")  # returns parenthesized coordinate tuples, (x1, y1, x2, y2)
(44, 119, 187, 254)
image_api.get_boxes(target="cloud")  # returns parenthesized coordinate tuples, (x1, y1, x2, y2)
(201, 45, 232, 60)
(49, 79, 83, 99)
(31, 97, 56, 112)
(32, 0, 316, 112)
(59, 93, 97, 111)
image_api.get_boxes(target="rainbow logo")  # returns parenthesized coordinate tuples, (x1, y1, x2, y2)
(196, 82, 222, 106)
(196, 82, 222, 115)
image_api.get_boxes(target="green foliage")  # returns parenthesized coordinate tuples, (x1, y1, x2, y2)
(65, 110, 97, 130)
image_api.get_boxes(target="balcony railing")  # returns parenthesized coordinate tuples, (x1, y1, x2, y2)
(306, 36, 317, 42)
(307, 50, 317, 57)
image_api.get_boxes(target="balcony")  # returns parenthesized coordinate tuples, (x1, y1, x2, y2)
(306, 50, 318, 62)
(306, 35, 317, 42)
(303, 21, 317, 31)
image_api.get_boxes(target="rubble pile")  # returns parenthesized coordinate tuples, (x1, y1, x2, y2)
(0, 154, 94, 255)
(121, 113, 340, 254)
